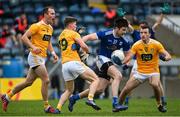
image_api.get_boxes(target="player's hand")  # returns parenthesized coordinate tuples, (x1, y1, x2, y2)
(32, 47, 42, 54)
(52, 52, 59, 63)
(122, 64, 129, 70)
(116, 8, 126, 17)
(77, 26, 86, 34)
(160, 3, 170, 14)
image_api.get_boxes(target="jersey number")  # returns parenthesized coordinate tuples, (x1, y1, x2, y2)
(141, 54, 153, 61)
(59, 38, 68, 51)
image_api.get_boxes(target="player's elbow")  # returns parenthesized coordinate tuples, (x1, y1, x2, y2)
(166, 55, 172, 61)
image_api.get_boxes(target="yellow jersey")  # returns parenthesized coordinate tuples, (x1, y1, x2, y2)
(59, 29, 81, 64)
(131, 39, 165, 74)
(29, 20, 53, 57)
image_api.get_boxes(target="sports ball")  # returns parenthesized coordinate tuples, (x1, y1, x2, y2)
(111, 50, 125, 65)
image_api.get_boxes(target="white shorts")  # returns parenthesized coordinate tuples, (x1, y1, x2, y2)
(131, 60, 137, 74)
(62, 61, 90, 81)
(133, 71, 160, 83)
(96, 55, 111, 70)
(28, 52, 46, 68)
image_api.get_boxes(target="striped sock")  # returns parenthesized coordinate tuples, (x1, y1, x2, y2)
(44, 101, 50, 109)
(57, 103, 62, 111)
(7, 91, 14, 99)
(88, 94, 94, 100)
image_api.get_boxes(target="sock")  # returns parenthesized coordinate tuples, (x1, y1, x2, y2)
(73, 94, 80, 101)
(57, 103, 62, 111)
(112, 96, 118, 106)
(157, 101, 161, 106)
(7, 91, 14, 100)
(161, 96, 166, 103)
(125, 96, 129, 104)
(88, 94, 94, 100)
(44, 101, 50, 109)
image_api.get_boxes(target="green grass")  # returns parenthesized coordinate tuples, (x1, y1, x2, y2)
(0, 98, 180, 116)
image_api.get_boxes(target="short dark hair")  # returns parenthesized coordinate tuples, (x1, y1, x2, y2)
(140, 25, 151, 33)
(114, 18, 128, 28)
(42, 6, 54, 16)
(64, 16, 78, 27)
(139, 21, 149, 26)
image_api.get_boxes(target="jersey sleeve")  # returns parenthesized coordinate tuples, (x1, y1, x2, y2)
(29, 24, 39, 35)
(123, 40, 131, 51)
(73, 31, 81, 40)
(130, 43, 137, 55)
(96, 31, 105, 40)
(157, 42, 165, 53)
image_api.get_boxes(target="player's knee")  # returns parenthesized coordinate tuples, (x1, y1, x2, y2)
(150, 82, 159, 89)
(114, 73, 122, 81)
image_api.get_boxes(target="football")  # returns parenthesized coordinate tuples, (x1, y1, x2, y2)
(111, 50, 125, 65)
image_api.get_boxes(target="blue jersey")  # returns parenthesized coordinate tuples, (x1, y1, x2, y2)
(132, 28, 155, 43)
(96, 29, 130, 58)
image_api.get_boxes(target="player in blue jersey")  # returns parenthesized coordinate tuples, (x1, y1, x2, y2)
(117, 4, 169, 106)
(68, 18, 130, 112)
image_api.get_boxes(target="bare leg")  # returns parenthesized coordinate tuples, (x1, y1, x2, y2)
(11, 68, 37, 97)
(107, 65, 122, 97)
(79, 78, 109, 98)
(1, 68, 37, 112)
(124, 71, 134, 105)
(149, 76, 161, 106)
(149, 76, 166, 112)
(34, 65, 49, 102)
(57, 80, 74, 111)
(80, 68, 100, 99)
(119, 76, 141, 105)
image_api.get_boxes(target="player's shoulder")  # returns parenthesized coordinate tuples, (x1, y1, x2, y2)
(30, 22, 39, 27)
(60, 29, 79, 36)
(104, 29, 113, 35)
(150, 39, 162, 45)
(133, 40, 142, 46)
(97, 29, 113, 36)
(36, 21, 53, 29)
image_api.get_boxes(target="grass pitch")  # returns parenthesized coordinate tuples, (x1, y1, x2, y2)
(0, 98, 180, 116)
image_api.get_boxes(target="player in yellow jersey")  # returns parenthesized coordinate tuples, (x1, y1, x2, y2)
(119, 26, 171, 113)
(53, 16, 100, 114)
(1, 6, 59, 113)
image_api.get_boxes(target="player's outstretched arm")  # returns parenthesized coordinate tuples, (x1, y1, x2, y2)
(122, 51, 134, 65)
(152, 13, 164, 31)
(152, 3, 170, 31)
(117, 8, 134, 33)
(82, 33, 98, 42)
(75, 38, 89, 53)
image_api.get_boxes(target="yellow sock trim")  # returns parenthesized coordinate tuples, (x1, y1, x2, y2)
(7, 91, 14, 99)
(44, 101, 50, 109)
(88, 94, 94, 100)
(57, 104, 62, 111)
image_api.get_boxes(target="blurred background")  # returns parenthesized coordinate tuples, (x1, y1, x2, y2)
(0, 0, 180, 100)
